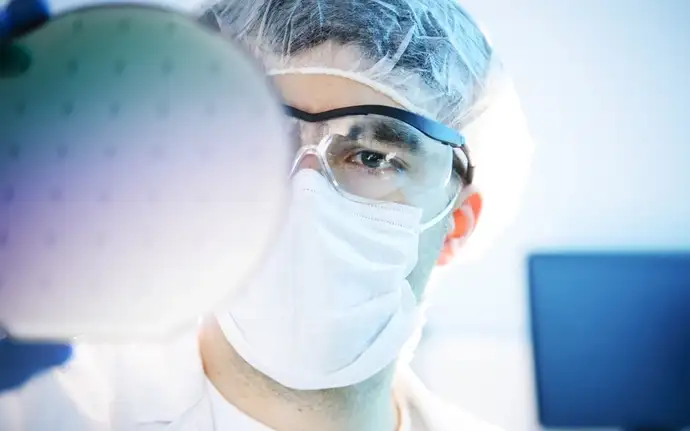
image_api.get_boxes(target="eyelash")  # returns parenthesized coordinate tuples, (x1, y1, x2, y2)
(286, 121, 411, 172)
(347, 148, 409, 172)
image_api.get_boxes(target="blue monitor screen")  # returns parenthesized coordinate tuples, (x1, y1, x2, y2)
(528, 253, 690, 429)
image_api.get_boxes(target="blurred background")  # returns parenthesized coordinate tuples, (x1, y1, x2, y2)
(409, 1, 690, 430)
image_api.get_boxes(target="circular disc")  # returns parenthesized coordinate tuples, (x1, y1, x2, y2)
(0, 6, 290, 341)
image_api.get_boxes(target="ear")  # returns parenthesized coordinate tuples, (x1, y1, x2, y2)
(436, 185, 483, 266)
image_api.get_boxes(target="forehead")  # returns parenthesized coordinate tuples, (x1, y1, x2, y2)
(273, 73, 453, 160)
(272, 73, 404, 113)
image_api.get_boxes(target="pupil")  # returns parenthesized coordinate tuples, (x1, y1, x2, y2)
(361, 151, 384, 168)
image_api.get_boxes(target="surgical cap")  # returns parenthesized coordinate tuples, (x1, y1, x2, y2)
(199, 0, 535, 256)
(199, 0, 494, 128)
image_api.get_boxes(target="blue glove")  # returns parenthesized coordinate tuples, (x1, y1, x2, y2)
(1, 0, 72, 394)
(0, 0, 50, 40)
(0, 337, 72, 392)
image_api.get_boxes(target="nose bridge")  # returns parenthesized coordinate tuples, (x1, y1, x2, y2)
(294, 149, 322, 172)
(290, 120, 331, 175)
(302, 119, 329, 145)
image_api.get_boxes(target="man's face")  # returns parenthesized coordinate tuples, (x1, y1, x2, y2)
(272, 73, 454, 299)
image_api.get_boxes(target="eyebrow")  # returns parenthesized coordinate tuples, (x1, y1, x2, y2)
(346, 120, 421, 153)
(284, 105, 465, 148)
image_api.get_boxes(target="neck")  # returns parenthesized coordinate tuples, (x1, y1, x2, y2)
(198, 316, 399, 431)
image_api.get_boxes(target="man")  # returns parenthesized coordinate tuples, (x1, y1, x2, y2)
(0, 0, 531, 429)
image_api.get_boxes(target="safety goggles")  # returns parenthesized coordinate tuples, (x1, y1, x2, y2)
(199, 11, 476, 228)
(284, 105, 474, 228)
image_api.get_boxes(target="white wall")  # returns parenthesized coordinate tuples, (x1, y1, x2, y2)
(415, 1, 690, 430)
(428, 0, 690, 335)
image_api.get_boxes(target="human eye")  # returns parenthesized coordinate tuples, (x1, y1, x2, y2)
(332, 119, 415, 175)
(346, 148, 408, 174)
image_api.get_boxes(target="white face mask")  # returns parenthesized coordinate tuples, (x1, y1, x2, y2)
(216, 169, 424, 390)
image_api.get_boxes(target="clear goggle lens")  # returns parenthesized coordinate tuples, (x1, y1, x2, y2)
(287, 114, 462, 226)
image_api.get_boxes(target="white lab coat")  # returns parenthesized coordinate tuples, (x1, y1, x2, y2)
(0, 330, 502, 431)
